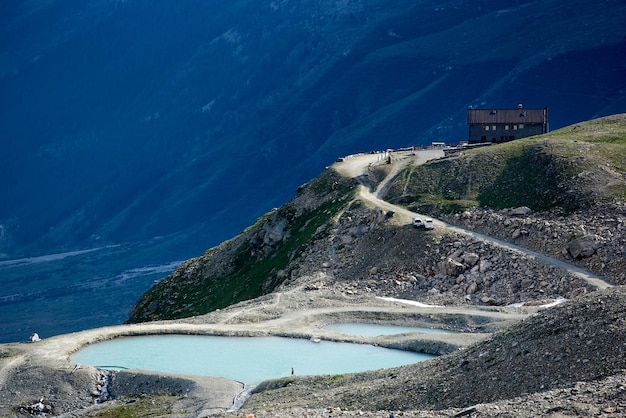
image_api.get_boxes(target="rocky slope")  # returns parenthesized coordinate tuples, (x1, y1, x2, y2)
(439, 201, 626, 286)
(125, 115, 626, 417)
(383, 114, 626, 287)
(130, 165, 595, 325)
(237, 286, 626, 417)
(132, 115, 626, 323)
(128, 168, 358, 323)
(3, 116, 624, 417)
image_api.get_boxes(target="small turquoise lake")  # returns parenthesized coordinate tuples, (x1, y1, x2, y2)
(71, 334, 434, 386)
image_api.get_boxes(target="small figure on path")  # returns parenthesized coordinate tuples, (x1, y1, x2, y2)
(291, 367, 294, 376)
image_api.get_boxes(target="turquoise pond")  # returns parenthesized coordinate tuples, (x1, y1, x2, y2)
(71, 335, 434, 386)
(323, 323, 457, 337)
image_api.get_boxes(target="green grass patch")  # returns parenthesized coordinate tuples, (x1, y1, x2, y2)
(385, 114, 626, 214)
(134, 178, 357, 321)
(89, 396, 176, 417)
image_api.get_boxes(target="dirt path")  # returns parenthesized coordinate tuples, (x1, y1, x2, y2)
(337, 150, 612, 291)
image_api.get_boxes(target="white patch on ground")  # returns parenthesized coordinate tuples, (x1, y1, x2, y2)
(377, 297, 443, 308)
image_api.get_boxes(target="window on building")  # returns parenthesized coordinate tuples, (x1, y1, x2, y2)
(492, 126, 496, 130)
(485, 125, 490, 131)
(505, 125, 509, 130)
(519, 124, 524, 129)
(513, 125, 518, 130)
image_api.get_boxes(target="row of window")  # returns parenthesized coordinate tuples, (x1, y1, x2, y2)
(484, 124, 524, 131)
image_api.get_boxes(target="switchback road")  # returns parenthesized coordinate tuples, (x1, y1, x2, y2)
(334, 150, 612, 290)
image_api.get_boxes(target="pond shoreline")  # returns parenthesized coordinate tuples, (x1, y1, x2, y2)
(0, 289, 531, 416)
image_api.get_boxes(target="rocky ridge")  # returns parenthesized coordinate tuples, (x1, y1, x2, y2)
(234, 286, 626, 417)
(273, 189, 597, 311)
(439, 201, 626, 286)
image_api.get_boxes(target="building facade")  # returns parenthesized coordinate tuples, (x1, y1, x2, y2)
(467, 104, 548, 144)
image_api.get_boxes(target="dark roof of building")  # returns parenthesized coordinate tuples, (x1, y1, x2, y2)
(468, 108, 547, 124)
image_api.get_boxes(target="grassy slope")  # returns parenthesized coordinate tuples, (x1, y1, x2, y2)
(128, 170, 357, 323)
(384, 114, 626, 214)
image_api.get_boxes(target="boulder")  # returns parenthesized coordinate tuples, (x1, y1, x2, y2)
(479, 260, 492, 273)
(441, 258, 466, 277)
(263, 218, 289, 245)
(466, 282, 478, 295)
(509, 206, 532, 216)
(566, 235, 603, 259)
(480, 296, 497, 305)
(462, 252, 480, 267)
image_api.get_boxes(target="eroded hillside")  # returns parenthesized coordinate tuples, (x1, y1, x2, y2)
(241, 286, 626, 417)
(130, 116, 625, 324)
(384, 114, 626, 285)
(128, 169, 357, 323)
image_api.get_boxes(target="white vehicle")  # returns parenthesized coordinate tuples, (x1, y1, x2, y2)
(412, 217, 424, 228)
(424, 219, 435, 229)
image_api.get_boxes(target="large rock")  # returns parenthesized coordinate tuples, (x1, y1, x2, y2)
(466, 281, 478, 295)
(462, 252, 480, 267)
(441, 258, 466, 277)
(566, 235, 603, 259)
(263, 218, 289, 246)
(509, 206, 532, 217)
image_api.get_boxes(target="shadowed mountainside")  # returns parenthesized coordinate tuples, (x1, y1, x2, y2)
(1, 0, 625, 258)
(1, 0, 625, 343)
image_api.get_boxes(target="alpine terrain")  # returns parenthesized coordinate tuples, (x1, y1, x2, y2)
(0, 115, 624, 417)
(1, 0, 625, 343)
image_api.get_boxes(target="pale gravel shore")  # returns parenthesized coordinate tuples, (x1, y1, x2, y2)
(0, 288, 523, 417)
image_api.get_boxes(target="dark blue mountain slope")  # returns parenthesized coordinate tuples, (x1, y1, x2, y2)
(0, 0, 624, 342)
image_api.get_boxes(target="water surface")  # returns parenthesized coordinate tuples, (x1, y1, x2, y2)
(72, 334, 433, 386)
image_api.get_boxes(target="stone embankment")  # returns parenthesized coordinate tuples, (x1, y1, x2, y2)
(281, 198, 598, 311)
(440, 201, 626, 286)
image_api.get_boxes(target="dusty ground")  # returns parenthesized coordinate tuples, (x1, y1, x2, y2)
(0, 284, 530, 417)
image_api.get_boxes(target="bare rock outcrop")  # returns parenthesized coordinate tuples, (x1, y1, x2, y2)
(566, 234, 603, 258)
